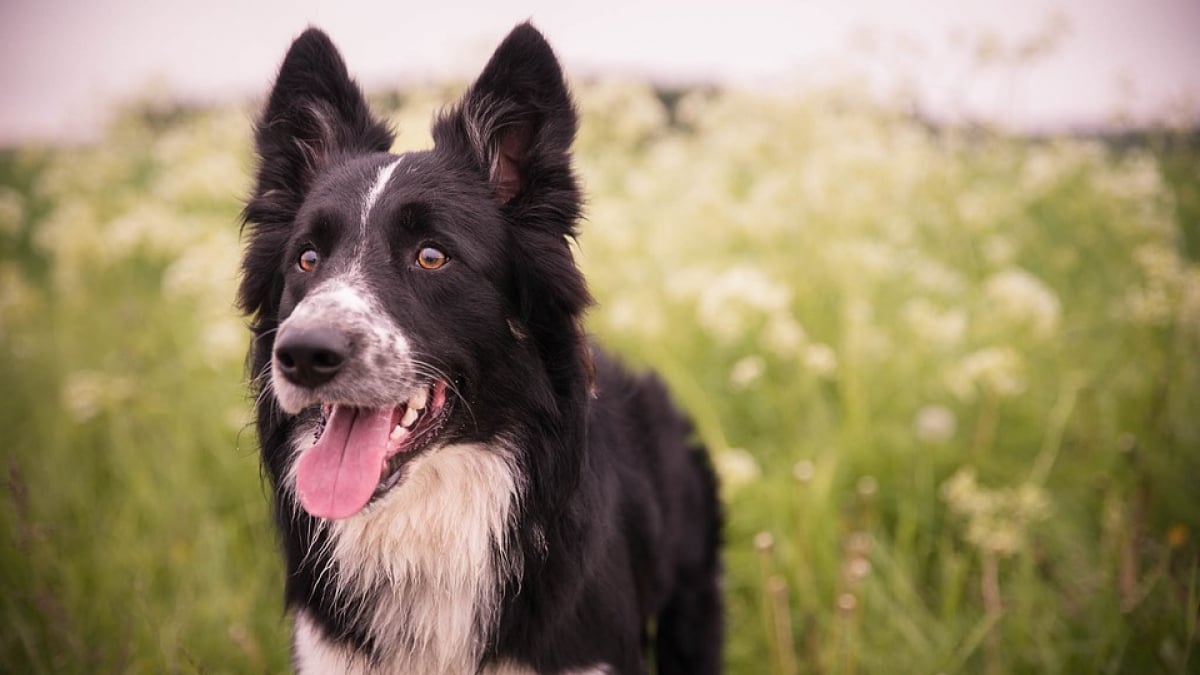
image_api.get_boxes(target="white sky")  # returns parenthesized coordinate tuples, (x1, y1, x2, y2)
(0, 0, 1197, 144)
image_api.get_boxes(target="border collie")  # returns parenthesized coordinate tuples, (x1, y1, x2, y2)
(239, 23, 722, 674)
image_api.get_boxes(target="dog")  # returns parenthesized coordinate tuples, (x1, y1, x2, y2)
(239, 22, 722, 674)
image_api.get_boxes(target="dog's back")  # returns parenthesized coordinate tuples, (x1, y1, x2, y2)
(590, 355, 724, 673)
(487, 352, 723, 673)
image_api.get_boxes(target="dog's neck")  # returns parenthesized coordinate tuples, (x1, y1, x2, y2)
(290, 441, 522, 674)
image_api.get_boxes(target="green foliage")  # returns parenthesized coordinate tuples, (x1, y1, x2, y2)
(2, 82, 1197, 674)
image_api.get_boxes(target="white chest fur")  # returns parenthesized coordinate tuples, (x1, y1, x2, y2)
(291, 443, 522, 675)
(294, 615, 613, 675)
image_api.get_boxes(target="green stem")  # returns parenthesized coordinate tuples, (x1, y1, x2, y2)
(1028, 372, 1086, 486)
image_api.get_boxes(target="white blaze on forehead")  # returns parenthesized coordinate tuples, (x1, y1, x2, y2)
(361, 157, 404, 235)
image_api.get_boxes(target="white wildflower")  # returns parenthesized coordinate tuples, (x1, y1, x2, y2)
(664, 266, 714, 302)
(0, 186, 24, 236)
(61, 371, 135, 423)
(983, 267, 1061, 338)
(881, 215, 915, 245)
(945, 347, 1026, 401)
(1123, 285, 1173, 326)
(202, 317, 246, 369)
(1122, 243, 1186, 326)
(729, 355, 766, 389)
(32, 199, 104, 294)
(577, 81, 668, 147)
(804, 343, 838, 378)
(856, 475, 879, 497)
(941, 467, 1051, 557)
(161, 231, 240, 300)
(825, 238, 899, 280)
(914, 405, 957, 443)
(911, 258, 968, 296)
(837, 593, 858, 613)
(32, 198, 99, 257)
(714, 448, 761, 492)
(1095, 149, 1165, 203)
(603, 297, 663, 337)
(901, 298, 967, 350)
(106, 203, 192, 258)
(953, 192, 996, 232)
(764, 313, 806, 357)
(793, 460, 815, 483)
(845, 297, 894, 361)
(0, 267, 36, 334)
(695, 266, 791, 344)
(1019, 148, 1066, 196)
(981, 235, 1016, 267)
(152, 149, 248, 204)
(941, 468, 995, 515)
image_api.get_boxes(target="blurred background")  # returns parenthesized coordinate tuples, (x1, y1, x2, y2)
(2, 1, 1198, 673)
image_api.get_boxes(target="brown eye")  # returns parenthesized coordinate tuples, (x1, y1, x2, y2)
(416, 246, 447, 270)
(298, 248, 320, 273)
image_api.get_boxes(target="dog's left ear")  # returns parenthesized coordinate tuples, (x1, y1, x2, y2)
(433, 22, 579, 217)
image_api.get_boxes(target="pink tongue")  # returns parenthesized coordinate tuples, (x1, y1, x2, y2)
(295, 405, 393, 520)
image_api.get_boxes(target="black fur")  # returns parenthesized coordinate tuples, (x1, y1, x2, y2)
(240, 23, 722, 674)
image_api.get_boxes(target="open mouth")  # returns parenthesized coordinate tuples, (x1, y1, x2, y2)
(294, 380, 451, 520)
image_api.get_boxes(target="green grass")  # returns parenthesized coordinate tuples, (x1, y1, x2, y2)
(2, 82, 1197, 674)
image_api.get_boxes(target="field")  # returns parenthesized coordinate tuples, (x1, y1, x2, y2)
(2, 81, 1198, 673)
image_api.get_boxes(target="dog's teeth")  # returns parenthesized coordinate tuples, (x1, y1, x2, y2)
(409, 389, 428, 410)
(400, 407, 419, 428)
(389, 424, 406, 442)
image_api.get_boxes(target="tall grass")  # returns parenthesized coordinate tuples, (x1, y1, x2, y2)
(1, 82, 1197, 673)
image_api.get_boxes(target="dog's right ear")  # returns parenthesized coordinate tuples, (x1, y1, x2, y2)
(240, 28, 393, 322)
(250, 28, 393, 199)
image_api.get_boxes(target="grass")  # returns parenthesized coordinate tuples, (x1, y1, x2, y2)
(1, 81, 1198, 674)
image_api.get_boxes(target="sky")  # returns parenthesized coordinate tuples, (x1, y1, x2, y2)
(0, 0, 1197, 144)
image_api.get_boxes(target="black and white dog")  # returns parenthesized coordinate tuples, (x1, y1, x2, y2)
(239, 23, 722, 674)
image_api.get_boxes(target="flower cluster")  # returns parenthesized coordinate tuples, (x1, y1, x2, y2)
(941, 467, 1051, 557)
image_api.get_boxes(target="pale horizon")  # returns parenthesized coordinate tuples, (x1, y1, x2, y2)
(1, 0, 1197, 144)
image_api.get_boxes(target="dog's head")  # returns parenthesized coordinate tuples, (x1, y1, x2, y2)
(240, 24, 589, 520)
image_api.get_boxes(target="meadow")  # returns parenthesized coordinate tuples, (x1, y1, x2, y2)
(1, 80, 1197, 673)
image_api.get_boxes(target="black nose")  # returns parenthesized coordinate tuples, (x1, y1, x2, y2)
(274, 326, 349, 388)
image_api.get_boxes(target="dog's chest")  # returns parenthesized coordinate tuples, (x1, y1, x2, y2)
(294, 614, 614, 675)
(291, 443, 522, 674)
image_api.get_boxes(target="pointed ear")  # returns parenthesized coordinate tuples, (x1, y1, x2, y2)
(433, 23, 579, 214)
(240, 28, 392, 322)
(250, 28, 393, 203)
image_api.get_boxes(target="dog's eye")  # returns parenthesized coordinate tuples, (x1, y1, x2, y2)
(298, 248, 320, 273)
(416, 246, 448, 270)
